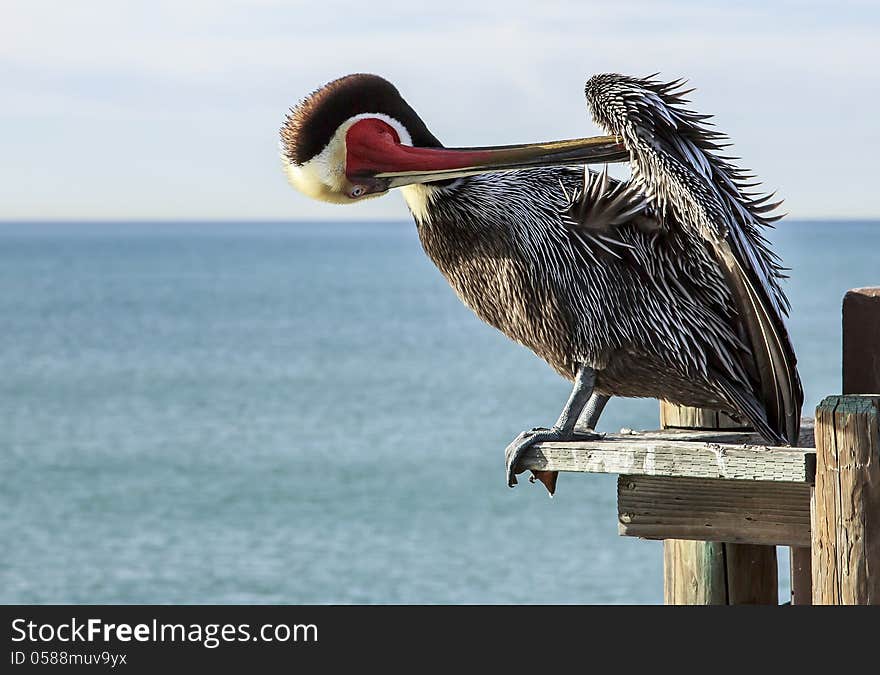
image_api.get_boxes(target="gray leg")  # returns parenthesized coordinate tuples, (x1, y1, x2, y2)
(574, 393, 610, 433)
(504, 365, 602, 488)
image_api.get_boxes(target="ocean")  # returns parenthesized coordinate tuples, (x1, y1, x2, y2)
(1, 219, 877, 604)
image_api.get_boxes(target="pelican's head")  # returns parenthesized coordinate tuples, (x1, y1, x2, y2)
(281, 73, 628, 206)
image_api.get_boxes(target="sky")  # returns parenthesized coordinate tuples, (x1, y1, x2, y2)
(1, 0, 878, 221)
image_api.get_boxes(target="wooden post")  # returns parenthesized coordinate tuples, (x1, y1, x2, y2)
(660, 402, 779, 604)
(659, 404, 743, 430)
(664, 539, 778, 605)
(843, 288, 880, 395)
(812, 395, 880, 604)
(790, 288, 880, 605)
(810, 288, 880, 604)
(664, 540, 726, 605)
(790, 547, 812, 605)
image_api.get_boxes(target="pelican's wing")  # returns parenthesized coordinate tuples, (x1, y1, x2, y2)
(584, 73, 803, 445)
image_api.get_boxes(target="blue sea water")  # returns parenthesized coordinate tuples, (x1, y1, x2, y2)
(1, 219, 877, 604)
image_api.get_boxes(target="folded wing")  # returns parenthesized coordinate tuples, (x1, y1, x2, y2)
(584, 73, 802, 445)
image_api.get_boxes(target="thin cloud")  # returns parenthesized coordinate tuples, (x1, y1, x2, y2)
(0, 0, 877, 219)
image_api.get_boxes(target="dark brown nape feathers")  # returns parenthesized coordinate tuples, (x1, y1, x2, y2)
(280, 73, 443, 166)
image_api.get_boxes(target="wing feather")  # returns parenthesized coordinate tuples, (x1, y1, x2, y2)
(584, 73, 803, 445)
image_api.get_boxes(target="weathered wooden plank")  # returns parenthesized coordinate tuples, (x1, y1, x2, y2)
(616, 420, 815, 446)
(519, 422, 816, 483)
(812, 395, 880, 604)
(843, 288, 880, 394)
(618, 475, 811, 547)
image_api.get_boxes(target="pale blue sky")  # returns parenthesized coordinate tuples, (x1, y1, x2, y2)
(1, 0, 877, 220)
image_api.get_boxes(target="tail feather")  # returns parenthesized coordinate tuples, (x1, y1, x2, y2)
(717, 245, 802, 445)
(713, 373, 786, 446)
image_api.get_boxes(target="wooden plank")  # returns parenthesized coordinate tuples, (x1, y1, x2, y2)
(843, 288, 880, 394)
(812, 395, 880, 604)
(618, 475, 811, 547)
(519, 423, 816, 483)
(663, 540, 727, 605)
(615, 421, 815, 446)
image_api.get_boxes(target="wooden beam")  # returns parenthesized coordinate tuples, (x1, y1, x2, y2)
(618, 475, 811, 547)
(518, 423, 815, 483)
(812, 395, 880, 604)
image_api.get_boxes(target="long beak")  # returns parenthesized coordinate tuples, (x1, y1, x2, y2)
(353, 135, 628, 188)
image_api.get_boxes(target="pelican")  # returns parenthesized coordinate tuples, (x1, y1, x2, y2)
(280, 73, 802, 493)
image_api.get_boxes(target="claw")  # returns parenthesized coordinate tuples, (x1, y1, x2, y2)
(505, 427, 604, 493)
(504, 426, 562, 490)
(504, 429, 535, 488)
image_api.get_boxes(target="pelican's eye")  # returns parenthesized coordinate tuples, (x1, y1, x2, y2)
(349, 185, 366, 198)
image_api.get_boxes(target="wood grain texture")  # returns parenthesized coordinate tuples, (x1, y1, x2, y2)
(663, 540, 727, 605)
(812, 395, 880, 604)
(658, 404, 780, 605)
(660, 402, 747, 430)
(518, 421, 816, 483)
(618, 475, 811, 546)
(812, 401, 839, 601)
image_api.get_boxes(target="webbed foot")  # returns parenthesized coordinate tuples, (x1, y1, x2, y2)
(505, 426, 603, 493)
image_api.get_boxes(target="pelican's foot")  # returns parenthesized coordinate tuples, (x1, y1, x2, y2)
(504, 426, 602, 491)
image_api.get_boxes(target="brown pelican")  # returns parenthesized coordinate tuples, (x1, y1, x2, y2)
(280, 73, 802, 494)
